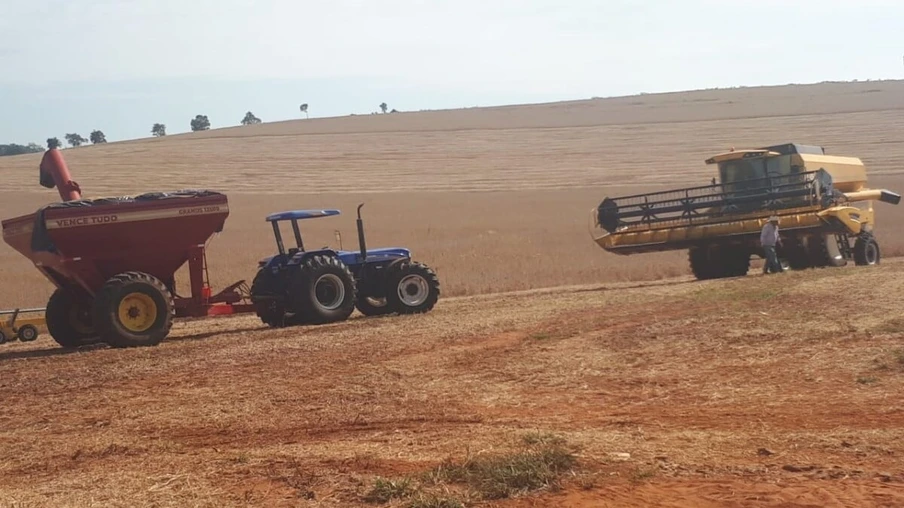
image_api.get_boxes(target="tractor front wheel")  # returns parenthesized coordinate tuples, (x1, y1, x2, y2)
(386, 261, 440, 314)
(93, 272, 174, 348)
(288, 255, 356, 325)
(46, 289, 98, 348)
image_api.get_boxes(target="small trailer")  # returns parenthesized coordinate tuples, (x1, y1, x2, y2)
(0, 307, 45, 344)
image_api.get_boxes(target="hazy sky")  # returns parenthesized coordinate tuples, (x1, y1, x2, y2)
(2, 0, 902, 143)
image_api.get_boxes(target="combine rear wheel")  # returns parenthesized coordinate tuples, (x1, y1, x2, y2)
(93, 272, 174, 348)
(46, 289, 98, 348)
(288, 255, 356, 324)
(854, 234, 880, 266)
(386, 261, 440, 314)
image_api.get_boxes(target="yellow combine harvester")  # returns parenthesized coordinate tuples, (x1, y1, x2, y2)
(590, 143, 901, 279)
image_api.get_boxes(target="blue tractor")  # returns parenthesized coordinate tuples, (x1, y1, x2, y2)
(249, 204, 440, 327)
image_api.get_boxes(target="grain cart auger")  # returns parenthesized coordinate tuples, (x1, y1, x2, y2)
(589, 143, 901, 280)
(249, 204, 440, 328)
(1, 149, 255, 349)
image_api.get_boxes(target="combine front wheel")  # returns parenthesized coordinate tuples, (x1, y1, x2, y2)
(93, 272, 174, 348)
(822, 234, 848, 268)
(854, 234, 880, 266)
(386, 261, 440, 314)
(46, 289, 97, 348)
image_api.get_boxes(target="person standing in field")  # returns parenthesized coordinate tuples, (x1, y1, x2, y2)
(761, 215, 784, 274)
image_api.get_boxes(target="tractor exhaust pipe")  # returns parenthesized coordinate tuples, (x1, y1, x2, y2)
(39, 149, 82, 202)
(356, 203, 367, 261)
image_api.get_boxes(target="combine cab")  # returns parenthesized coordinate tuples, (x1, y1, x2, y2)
(590, 143, 901, 279)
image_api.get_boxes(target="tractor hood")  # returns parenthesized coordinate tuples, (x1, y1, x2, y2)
(338, 247, 410, 266)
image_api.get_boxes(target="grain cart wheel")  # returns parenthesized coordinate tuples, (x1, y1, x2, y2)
(355, 296, 394, 317)
(288, 255, 356, 324)
(46, 288, 98, 348)
(854, 234, 880, 266)
(93, 272, 174, 348)
(17, 324, 39, 342)
(386, 261, 440, 314)
(0, 330, 7, 345)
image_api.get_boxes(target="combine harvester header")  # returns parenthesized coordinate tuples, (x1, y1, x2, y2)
(590, 143, 900, 279)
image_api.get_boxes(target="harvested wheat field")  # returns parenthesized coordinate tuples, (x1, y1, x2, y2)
(2, 264, 904, 507)
(2, 80, 904, 507)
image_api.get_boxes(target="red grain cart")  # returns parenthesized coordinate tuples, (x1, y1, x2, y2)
(1, 149, 253, 348)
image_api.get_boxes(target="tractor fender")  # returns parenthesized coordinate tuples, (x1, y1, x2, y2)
(385, 256, 411, 272)
(378, 256, 412, 282)
(259, 254, 288, 272)
(287, 249, 341, 266)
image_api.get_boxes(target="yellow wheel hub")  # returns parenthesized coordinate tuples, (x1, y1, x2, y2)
(117, 292, 158, 333)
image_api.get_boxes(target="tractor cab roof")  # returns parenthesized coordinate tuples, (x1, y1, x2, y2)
(265, 209, 340, 222)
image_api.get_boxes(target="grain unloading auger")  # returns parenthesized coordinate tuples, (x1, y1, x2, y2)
(1, 149, 254, 348)
(590, 143, 901, 279)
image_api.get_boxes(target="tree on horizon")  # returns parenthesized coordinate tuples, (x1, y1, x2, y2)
(64, 133, 87, 147)
(152, 123, 166, 137)
(47, 137, 61, 149)
(379, 102, 388, 114)
(241, 111, 262, 125)
(300, 103, 308, 119)
(0, 143, 43, 157)
(190, 115, 211, 132)
(90, 130, 107, 144)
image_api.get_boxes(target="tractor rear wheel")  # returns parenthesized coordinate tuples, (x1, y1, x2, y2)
(355, 296, 394, 317)
(46, 289, 98, 348)
(93, 271, 174, 348)
(386, 261, 440, 314)
(288, 255, 356, 325)
(854, 234, 880, 266)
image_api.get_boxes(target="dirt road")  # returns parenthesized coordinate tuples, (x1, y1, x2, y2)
(2, 262, 904, 507)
